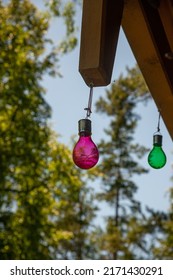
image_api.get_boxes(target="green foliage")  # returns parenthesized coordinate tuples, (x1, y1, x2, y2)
(0, 0, 96, 260)
(46, 135, 99, 259)
(96, 65, 151, 259)
(45, 0, 78, 53)
(150, 187, 173, 259)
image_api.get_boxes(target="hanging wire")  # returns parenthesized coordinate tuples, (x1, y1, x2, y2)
(157, 111, 161, 132)
(84, 84, 93, 118)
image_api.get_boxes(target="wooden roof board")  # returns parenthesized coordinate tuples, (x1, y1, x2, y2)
(122, 0, 173, 140)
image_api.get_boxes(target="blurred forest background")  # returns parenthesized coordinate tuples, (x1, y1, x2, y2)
(0, 0, 173, 259)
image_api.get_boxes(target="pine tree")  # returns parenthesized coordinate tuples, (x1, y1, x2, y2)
(95, 66, 151, 259)
(150, 187, 173, 259)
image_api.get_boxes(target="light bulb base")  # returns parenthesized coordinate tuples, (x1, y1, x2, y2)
(153, 134, 162, 146)
(78, 119, 91, 135)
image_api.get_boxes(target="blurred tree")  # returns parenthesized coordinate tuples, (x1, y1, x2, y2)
(46, 135, 99, 260)
(95, 65, 151, 259)
(45, 0, 78, 53)
(150, 187, 173, 259)
(0, 0, 97, 259)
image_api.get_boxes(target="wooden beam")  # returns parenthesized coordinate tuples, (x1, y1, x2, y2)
(159, 0, 173, 52)
(122, 0, 173, 140)
(79, 0, 124, 87)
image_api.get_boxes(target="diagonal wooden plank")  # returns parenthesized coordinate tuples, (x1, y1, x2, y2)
(122, 0, 173, 140)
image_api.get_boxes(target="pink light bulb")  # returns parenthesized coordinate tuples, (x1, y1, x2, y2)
(73, 119, 99, 169)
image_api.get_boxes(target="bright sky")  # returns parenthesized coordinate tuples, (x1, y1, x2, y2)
(34, 1, 173, 216)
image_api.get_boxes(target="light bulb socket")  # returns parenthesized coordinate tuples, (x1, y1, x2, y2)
(78, 119, 91, 135)
(153, 134, 162, 146)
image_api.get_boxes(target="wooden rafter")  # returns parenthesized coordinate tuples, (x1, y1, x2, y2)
(79, 0, 173, 140)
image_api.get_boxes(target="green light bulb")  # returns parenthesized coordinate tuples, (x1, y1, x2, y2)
(148, 134, 167, 169)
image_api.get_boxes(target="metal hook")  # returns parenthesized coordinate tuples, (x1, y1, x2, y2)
(84, 84, 94, 118)
(153, 111, 162, 136)
(157, 111, 161, 133)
